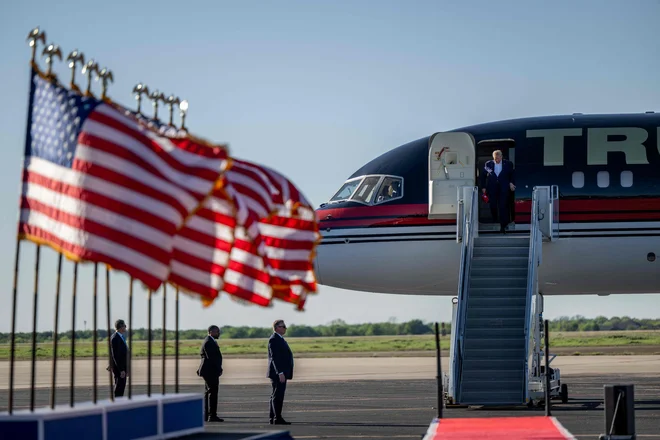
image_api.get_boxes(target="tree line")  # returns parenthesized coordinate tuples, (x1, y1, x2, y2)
(1, 316, 659, 344)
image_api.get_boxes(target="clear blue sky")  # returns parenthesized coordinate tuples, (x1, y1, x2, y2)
(1, 1, 659, 332)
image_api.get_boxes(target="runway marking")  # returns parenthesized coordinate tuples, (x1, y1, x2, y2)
(220, 397, 434, 404)
(295, 436, 420, 439)
(218, 407, 434, 415)
(573, 436, 660, 439)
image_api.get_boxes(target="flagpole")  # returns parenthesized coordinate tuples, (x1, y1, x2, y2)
(8, 241, 22, 415)
(106, 267, 114, 401)
(93, 263, 98, 404)
(175, 287, 179, 394)
(162, 284, 167, 395)
(148, 289, 152, 397)
(29, 245, 41, 412)
(50, 253, 63, 409)
(128, 278, 133, 399)
(10, 28, 44, 415)
(70, 262, 78, 407)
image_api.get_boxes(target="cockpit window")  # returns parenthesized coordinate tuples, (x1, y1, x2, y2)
(374, 176, 403, 204)
(351, 176, 382, 204)
(329, 178, 362, 202)
(326, 175, 404, 206)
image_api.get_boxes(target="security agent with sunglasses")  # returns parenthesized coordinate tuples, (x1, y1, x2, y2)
(267, 319, 294, 425)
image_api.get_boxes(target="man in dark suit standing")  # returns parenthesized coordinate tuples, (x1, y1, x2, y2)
(110, 319, 129, 397)
(197, 325, 224, 422)
(480, 149, 516, 233)
(267, 319, 294, 425)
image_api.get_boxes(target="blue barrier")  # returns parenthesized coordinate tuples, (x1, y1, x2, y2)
(0, 393, 204, 440)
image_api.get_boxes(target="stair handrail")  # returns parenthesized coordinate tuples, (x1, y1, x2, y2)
(523, 188, 543, 402)
(551, 184, 559, 240)
(451, 186, 478, 403)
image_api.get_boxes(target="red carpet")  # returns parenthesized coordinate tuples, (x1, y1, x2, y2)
(423, 416, 576, 439)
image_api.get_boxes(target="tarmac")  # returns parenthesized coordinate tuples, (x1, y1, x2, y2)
(3, 355, 659, 389)
(1, 356, 659, 439)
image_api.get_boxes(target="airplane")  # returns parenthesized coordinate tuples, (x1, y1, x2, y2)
(313, 112, 660, 298)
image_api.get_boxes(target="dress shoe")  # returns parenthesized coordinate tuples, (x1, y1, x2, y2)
(274, 418, 291, 425)
(269, 418, 274, 425)
(207, 416, 224, 422)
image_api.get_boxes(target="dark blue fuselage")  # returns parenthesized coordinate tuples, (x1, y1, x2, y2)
(319, 112, 660, 212)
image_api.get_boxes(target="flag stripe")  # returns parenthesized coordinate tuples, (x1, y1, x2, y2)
(81, 119, 220, 193)
(76, 122, 212, 203)
(21, 183, 171, 250)
(171, 259, 225, 287)
(73, 142, 193, 218)
(172, 249, 228, 276)
(223, 268, 271, 300)
(169, 273, 219, 299)
(20, 210, 167, 279)
(25, 159, 180, 231)
(21, 225, 161, 288)
(94, 105, 227, 172)
(183, 211, 235, 239)
(20, 199, 170, 265)
(173, 234, 231, 262)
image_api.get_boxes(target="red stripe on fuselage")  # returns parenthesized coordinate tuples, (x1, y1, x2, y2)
(318, 198, 660, 228)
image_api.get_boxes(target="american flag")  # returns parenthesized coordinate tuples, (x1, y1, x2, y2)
(19, 71, 230, 290)
(168, 159, 320, 310)
(224, 159, 280, 242)
(258, 167, 321, 309)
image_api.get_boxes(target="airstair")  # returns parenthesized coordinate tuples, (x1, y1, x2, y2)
(445, 185, 565, 407)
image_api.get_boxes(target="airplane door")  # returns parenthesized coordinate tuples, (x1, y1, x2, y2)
(476, 141, 515, 224)
(428, 132, 476, 219)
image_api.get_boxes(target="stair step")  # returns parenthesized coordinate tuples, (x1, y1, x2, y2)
(462, 369, 525, 382)
(466, 306, 527, 319)
(465, 296, 528, 307)
(459, 392, 525, 406)
(461, 379, 524, 390)
(463, 347, 526, 359)
(466, 338, 526, 350)
(474, 236, 529, 247)
(463, 359, 524, 370)
(468, 287, 527, 297)
(470, 276, 527, 289)
(470, 267, 528, 277)
(473, 246, 529, 257)
(471, 256, 528, 268)
(465, 327, 525, 338)
(464, 317, 526, 328)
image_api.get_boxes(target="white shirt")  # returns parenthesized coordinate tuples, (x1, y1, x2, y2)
(494, 161, 502, 176)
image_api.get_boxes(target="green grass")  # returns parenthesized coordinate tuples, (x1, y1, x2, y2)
(1, 331, 659, 360)
(550, 331, 660, 347)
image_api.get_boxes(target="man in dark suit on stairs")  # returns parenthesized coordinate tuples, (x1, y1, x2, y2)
(197, 325, 224, 422)
(480, 149, 516, 233)
(267, 319, 294, 425)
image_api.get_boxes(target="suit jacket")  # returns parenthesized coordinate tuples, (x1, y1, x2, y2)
(267, 333, 294, 380)
(110, 331, 128, 375)
(480, 159, 515, 195)
(197, 335, 223, 379)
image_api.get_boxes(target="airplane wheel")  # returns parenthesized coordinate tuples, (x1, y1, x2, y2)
(560, 383, 568, 403)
